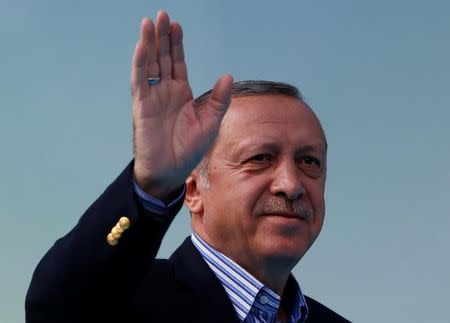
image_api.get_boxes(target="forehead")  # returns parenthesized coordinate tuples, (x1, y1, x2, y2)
(215, 94, 326, 151)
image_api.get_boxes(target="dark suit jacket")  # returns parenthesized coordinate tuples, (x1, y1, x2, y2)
(26, 162, 350, 323)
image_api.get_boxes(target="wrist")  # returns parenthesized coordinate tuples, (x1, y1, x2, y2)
(133, 163, 183, 202)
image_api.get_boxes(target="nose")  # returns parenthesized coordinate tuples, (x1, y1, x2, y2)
(270, 159, 305, 200)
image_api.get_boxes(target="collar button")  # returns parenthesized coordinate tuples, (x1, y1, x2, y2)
(260, 295, 269, 304)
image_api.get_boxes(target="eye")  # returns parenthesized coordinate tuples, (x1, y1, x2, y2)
(298, 156, 323, 178)
(242, 153, 274, 172)
(244, 153, 273, 165)
(299, 156, 321, 168)
(250, 154, 271, 162)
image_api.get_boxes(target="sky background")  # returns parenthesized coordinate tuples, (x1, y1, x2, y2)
(1, 0, 449, 322)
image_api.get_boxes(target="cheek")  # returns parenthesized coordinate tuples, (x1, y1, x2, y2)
(306, 181, 326, 217)
(221, 172, 266, 200)
(206, 172, 272, 219)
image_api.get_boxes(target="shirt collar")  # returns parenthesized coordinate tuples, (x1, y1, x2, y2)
(191, 232, 309, 322)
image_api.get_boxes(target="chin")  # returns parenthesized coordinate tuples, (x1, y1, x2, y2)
(261, 238, 310, 264)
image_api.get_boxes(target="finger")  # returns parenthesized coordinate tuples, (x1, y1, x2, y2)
(131, 21, 150, 98)
(199, 74, 233, 131)
(155, 11, 172, 79)
(141, 18, 159, 78)
(170, 21, 188, 81)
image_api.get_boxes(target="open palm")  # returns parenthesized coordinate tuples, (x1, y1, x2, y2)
(131, 11, 233, 199)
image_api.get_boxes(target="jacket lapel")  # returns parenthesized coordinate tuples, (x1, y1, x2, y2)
(170, 237, 241, 323)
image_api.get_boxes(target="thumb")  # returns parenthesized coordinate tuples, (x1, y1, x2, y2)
(200, 74, 233, 125)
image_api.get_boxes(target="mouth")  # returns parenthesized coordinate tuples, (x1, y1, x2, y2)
(261, 212, 310, 221)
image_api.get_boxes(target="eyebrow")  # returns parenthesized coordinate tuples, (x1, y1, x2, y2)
(232, 139, 278, 156)
(296, 144, 326, 154)
(232, 139, 325, 157)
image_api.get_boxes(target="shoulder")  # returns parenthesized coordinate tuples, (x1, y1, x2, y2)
(305, 296, 351, 323)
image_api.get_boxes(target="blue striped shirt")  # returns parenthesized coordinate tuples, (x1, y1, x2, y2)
(134, 181, 309, 323)
(191, 232, 308, 323)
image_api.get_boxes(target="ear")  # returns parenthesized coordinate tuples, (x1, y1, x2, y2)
(184, 174, 204, 215)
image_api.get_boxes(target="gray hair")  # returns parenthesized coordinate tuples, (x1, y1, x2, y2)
(195, 80, 302, 106)
(194, 80, 305, 187)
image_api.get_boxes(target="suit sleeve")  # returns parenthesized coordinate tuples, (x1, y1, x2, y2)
(25, 161, 185, 323)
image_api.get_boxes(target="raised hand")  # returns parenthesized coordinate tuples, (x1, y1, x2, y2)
(131, 11, 233, 200)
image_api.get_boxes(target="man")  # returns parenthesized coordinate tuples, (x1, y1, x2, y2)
(26, 11, 350, 323)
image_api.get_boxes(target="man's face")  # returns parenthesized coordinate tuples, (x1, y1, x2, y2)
(191, 94, 327, 272)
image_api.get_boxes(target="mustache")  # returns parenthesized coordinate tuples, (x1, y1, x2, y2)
(254, 198, 313, 220)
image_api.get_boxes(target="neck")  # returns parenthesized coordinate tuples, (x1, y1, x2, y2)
(191, 227, 298, 294)
(245, 255, 296, 295)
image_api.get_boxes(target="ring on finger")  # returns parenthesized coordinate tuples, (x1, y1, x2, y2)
(147, 77, 160, 85)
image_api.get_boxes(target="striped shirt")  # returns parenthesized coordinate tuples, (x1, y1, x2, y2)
(134, 182, 309, 323)
(191, 232, 308, 323)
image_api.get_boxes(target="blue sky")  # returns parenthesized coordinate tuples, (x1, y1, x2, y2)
(1, 1, 449, 322)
